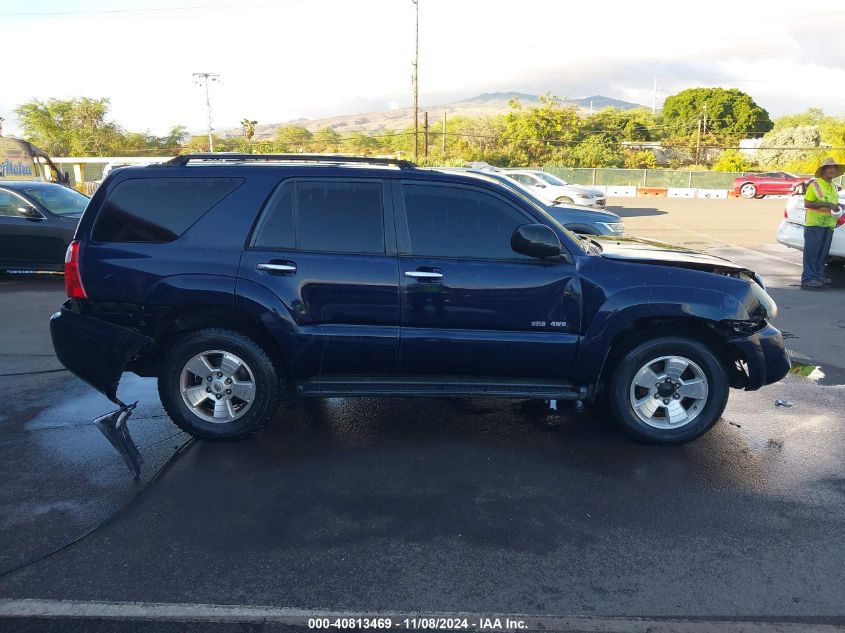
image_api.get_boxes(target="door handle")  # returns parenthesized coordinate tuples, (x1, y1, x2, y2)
(257, 262, 297, 274)
(405, 270, 443, 281)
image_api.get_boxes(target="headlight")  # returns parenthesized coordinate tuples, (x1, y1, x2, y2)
(749, 280, 778, 319)
(597, 221, 624, 234)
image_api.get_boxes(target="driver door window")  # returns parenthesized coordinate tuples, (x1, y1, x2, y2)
(402, 184, 530, 260)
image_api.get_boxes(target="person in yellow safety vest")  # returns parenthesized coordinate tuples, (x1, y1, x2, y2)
(801, 157, 844, 289)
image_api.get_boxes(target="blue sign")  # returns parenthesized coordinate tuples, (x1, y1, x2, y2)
(0, 159, 33, 177)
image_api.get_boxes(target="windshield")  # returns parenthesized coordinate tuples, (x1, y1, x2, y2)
(20, 185, 89, 215)
(535, 172, 568, 186)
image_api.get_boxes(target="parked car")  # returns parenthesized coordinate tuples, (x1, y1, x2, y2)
(0, 181, 89, 272)
(775, 189, 845, 264)
(732, 172, 806, 199)
(436, 168, 624, 236)
(502, 169, 607, 207)
(50, 153, 789, 472)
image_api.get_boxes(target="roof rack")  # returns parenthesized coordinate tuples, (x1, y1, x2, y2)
(162, 153, 416, 170)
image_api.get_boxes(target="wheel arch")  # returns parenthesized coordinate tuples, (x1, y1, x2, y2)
(593, 316, 747, 398)
(130, 304, 288, 378)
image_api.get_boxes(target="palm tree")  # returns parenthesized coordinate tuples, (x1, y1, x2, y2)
(241, 118, 258, 141)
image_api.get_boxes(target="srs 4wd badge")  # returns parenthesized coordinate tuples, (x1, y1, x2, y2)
(531, 321, 567, 328)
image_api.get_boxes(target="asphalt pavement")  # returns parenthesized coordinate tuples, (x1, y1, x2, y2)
(0, 202, 843, 631)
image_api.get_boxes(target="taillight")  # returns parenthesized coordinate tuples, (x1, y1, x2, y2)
(64, 240, 87, 299)
(784, 209, 788, 218)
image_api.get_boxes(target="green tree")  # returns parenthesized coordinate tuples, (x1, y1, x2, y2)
(14, 97, 125, 156)
(342, 132, 380, 154)
(503, 94, 580, 165)
(622, 149, 658, 169)
(661, 87, 773, 140)
(273, 125, 313, 152)
(711, 149, 750, 172)
(567, 138, 624, 167)
(581, 108, 659, 143)
(757, 125, 824, 169)
(241, 118, 258, 141)
(312, 127, 342, 152)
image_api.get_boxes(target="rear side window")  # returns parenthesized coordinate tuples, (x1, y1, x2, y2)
(92, 177, 242, 242)
(252, 180, 385, 254)
(252, 181, 294, 249)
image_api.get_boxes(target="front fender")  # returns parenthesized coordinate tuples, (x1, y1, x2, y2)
(572, 285, 749, 384)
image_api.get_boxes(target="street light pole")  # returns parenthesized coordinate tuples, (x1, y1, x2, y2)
(412, 0, 419, 162)
(193, 72, 220, 152)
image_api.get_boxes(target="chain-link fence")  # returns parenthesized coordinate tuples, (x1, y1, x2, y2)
(539, 167, 841, 189)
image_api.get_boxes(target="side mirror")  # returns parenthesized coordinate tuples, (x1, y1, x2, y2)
(511, 224, 562, 259)
(535, 183, 546, 188)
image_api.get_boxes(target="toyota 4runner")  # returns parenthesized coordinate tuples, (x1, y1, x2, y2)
(50, 154, 790, 469)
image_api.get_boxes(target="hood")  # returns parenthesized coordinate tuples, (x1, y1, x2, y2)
(572, 185, 604, 196)
(593, 236, 749, 273)
(557, 184, 601, 196)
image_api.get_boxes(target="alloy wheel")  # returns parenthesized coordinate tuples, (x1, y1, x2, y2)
(628, 355, 709, 429)
(179, 350, 256, 423)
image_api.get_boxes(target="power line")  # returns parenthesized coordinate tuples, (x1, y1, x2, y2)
(0, 0, 297, 17)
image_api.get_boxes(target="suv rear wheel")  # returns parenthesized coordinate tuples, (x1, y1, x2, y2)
(609, 336, 728, 443)
(158, 328, 280, 439)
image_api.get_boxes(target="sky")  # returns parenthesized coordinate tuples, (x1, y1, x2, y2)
(2, 0, 845, 138)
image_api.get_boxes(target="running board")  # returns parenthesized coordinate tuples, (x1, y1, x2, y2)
(296, 376, 587, 399)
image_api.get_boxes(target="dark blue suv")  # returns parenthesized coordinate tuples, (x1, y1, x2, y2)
(51, 154, 790, 453)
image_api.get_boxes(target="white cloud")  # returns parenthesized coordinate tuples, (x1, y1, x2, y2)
(2, 0, 844, 137)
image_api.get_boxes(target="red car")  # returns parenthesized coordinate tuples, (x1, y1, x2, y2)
(733, 172, 806, 199)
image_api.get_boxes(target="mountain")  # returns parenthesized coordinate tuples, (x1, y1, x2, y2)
(219, 92, 646, 139)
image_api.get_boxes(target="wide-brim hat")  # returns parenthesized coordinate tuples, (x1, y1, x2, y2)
(815, 157, 845, 178)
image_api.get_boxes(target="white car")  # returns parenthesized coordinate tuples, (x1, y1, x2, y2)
(775, 190, 845, 263)
(502, 170, 607, 207)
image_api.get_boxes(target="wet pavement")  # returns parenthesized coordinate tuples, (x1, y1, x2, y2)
(1, 238, 844, 626)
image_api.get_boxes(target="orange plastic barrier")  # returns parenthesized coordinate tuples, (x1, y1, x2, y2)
(637, 187, 668, 197)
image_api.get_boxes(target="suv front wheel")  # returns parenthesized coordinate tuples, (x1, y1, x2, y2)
(609, 337, 729, 443)
(158, 328, 280, 440)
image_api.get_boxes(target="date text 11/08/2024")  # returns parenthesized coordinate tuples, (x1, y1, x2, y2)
(307, 617, 528, 630)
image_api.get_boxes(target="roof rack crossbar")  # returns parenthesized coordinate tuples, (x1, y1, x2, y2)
(162, 153, 416, 170)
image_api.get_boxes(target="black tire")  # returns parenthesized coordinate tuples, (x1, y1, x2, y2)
(608, 336, 729, 444)
(158, 328, 280, 440)
(827, 257, 845, 268)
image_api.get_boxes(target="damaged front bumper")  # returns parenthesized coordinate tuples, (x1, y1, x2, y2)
(728, 322, 792, 391)
(50, 303, 153, 476)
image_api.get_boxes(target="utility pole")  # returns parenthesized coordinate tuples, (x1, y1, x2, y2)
(702, 103, 707, 136)
(652, 78, 658, 114)
(193, 72, 220, 152)
(695, 118, 702, 165)
(442, 111, 446, 155)
(423, 111, 429, 158)
(411, 0, 419, 161)
(0, 116, 4, 136)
